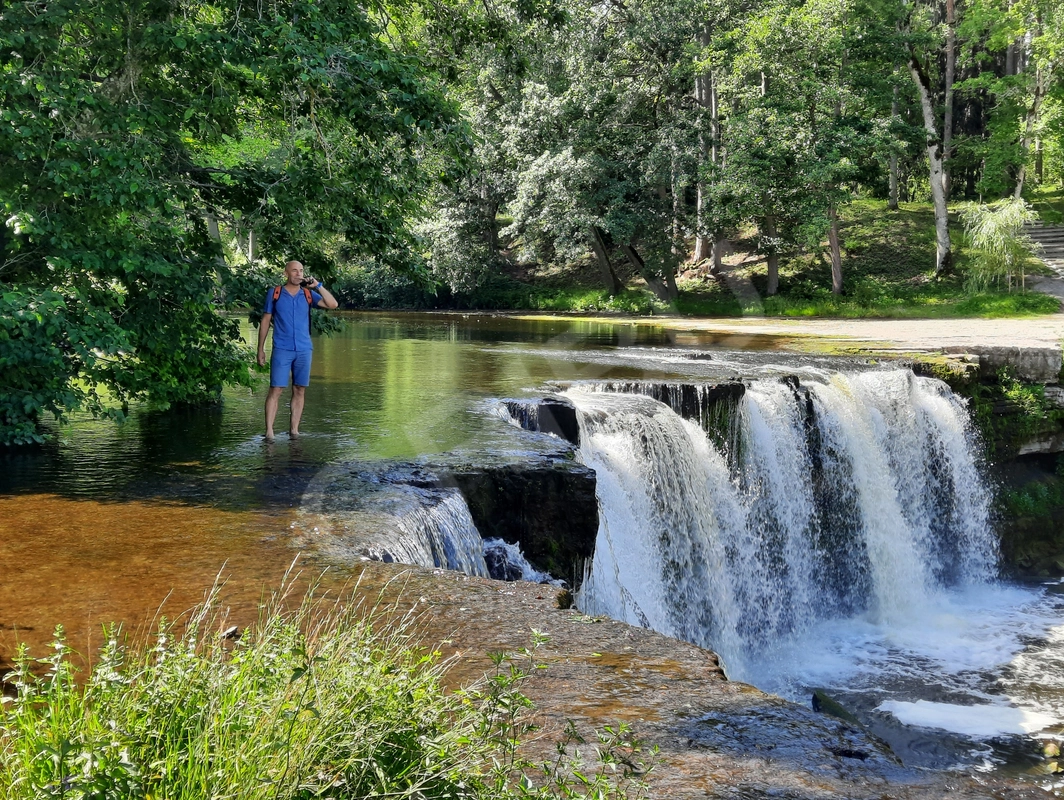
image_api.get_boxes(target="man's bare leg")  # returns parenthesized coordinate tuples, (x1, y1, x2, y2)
(290, 385, 306, 436)
(265, 386, 284, 440)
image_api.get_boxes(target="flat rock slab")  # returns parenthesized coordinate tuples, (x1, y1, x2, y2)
(353, 561, 1054, 800)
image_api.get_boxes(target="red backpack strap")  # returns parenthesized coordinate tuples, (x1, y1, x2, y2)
(272, 285, 282, 301)
(303, 287, 312, 304)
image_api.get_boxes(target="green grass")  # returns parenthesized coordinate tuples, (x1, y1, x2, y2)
(0, 579, 653, 800)
(672, 198, 1061, 319)
(332, 197, 1063, 318)
(1030, 186, 1064, 224)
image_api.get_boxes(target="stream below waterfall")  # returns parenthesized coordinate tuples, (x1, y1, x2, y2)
(2, 312, 1062, 790)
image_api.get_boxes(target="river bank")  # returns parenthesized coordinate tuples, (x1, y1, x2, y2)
(4, 312, 1063, 797)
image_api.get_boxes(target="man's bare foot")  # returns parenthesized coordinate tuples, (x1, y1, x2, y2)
(265, 431, 275, 441)
(289, 429, 300, 437)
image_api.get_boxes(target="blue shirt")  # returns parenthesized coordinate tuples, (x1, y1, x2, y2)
(263, 286, 323, 352)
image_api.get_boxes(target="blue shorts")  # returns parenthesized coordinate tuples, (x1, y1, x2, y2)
(270, 348, 312, 387)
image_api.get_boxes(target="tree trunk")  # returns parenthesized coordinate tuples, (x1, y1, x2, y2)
(764, 215, 779, 296)
(205, 212, 228, 270)
(589, 227, 622, 295)
(942, 0, 956, 199)
(246, 228, 257, 262)
(622, 244, 677, 303)
(482, 183, 499, 252)
(1014, 66, 1046, 200)
(909, 56, 953, 274)
(693, 29, 710, 262)
(693, 26, 715, 265)
(827, 206, 843, 295)
(710, 236, 725, 276)
(889, 91, 900, 210)
(671, 149, 684, 260)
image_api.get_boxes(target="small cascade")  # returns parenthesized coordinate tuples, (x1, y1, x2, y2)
(572, 370, 998, 679)
(483, 538, 561, 584)
(390, 491, 490, 577)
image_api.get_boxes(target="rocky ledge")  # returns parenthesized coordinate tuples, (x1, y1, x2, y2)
(292, 442, 597, 583)
(354, 560, 1055, 800)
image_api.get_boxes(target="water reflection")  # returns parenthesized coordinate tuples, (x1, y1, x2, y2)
(4, 312, 771, 504)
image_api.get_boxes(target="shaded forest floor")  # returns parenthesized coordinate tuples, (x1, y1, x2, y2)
(337, 196, 1064, 318)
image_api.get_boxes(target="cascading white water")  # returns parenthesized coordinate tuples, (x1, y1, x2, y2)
(573, 370, 1001, 680)
(391, 491, 490, 577)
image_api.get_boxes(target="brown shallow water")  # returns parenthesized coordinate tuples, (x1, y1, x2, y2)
(0, 495, 299, 666)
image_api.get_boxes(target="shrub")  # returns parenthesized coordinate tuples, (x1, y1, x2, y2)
(0, 579, 653, 800)
(960, 199, 1040, 291)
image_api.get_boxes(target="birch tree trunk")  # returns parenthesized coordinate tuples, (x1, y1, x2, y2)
(909, 56, 953, 274)
(827, 206, 843, 295)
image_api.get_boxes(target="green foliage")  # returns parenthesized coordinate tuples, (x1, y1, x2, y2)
(966, 367, 1064, 462)
(1030, 186, 1064, 224)
(0, 0, 457, 443)
(1001, 475, 1064, 519)
(0, 587, 654, 800)
(0, 290, 119, 445)
(960, 199, 1040, 290)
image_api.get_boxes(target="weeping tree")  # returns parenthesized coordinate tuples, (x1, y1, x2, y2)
(960, 198, 1039, 290)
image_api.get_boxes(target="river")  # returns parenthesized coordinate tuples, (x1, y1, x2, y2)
(1, 311, 1062, 792)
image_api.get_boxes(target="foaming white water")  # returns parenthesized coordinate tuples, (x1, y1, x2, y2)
(483, 538, 560, 584)
(570, 370, 1062, 745)
(392, 491, 490, 577)
(573, 392, 743, 655)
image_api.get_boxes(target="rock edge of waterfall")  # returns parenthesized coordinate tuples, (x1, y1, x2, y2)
(362, 558, 1057, 800)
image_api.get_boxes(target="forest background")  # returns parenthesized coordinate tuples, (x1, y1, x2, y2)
(1, 0, 1063, 444)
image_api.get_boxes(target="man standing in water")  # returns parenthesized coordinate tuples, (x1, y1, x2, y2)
(257, 260, 339, 439)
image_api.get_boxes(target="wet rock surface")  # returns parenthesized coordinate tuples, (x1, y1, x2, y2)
(292, 441, 597, 582)
(446, 460, 597, 582)
(354, 561, 1054, 800)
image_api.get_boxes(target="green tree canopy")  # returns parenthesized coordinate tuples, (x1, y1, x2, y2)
(0, 0, 458, 444)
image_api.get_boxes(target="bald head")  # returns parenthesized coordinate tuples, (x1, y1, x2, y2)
(283, 260, 305, 286)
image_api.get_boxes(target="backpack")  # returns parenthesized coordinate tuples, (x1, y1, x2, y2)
(273, 285, 313, 304)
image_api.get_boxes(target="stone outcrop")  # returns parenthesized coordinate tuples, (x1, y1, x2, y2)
(355, 559, 1056, 800)
(504, 398, 581, 445)
(444, 459, 598, 583)
(943, 344, 1063, 384)
(293, 438, 599, 585)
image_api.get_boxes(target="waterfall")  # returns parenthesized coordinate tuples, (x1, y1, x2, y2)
(383, 490, 490, 577)
(572, 370, 997, 679)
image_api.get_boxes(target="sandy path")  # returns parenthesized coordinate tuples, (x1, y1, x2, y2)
(512, 312, 1064, 353)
